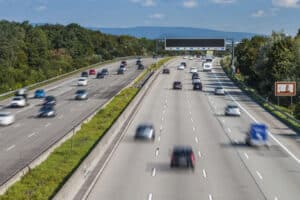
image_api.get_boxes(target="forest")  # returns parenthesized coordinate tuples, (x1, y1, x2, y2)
(0, 20, 155, 93)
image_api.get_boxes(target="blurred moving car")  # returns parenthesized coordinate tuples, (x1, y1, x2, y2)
(183, 56, 188, 59)
(75, 89, 88, 100)
(170, 146, 195, 169)
(136, 59, 142, 65)
(203, 62, 212, 72)
(173, 81, 182, 90)
(89, 69, 96, 75)
(101, 68, 109, 76)
(77, 77, 88, 86)
(162, 68, 170, 74)
(192, 73, 199, 80)
(181, 62, 187, 67)
(0, 112, 15, 126)
(38, 105, 56, 118)
(225, 103, 241, 116)
(44, 95, 56, 106)
(214, 87, 225, 95)
(192, 78, 201, 84)
(81, 71, 89, 78)
(96, 71, 105, 79)
(134, 124, 155, 141)
(34, 89, 46, 98)
(117, 67, 125, 74)
(10, 96, 27, 107)
(15, 88, 28, 100)
(245, 123, 268, 147)
(137, 64, 145, 70)
(190, 67, 198, 73)
(121, 60, 127, 66)
(193, 82, 202, 91)
(177, 65, 185, 70)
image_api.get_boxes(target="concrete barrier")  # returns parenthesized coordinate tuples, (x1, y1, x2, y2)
(53, 59, 174, 200)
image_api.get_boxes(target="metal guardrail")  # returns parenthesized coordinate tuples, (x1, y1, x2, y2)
(0, 56, 140, 99)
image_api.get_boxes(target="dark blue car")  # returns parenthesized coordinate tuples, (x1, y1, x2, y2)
(34, 89, 46, 98)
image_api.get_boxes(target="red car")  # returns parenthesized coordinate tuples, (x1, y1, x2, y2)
(89, 69, 96, 75)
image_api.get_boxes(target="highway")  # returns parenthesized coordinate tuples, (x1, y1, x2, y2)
(0, 58, 155, 185)
(82, 58, 300, 200)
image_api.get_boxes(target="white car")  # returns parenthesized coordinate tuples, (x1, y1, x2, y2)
(0, 112, 15, 126)
(203, 63, 212, 72)
(189, 56, 193, 60)
(225, 104, 241, 116)
(77, 77, 88, 86)
(190, 67, 198, 73)
(177, 65, 185, 70)
(214, 87, 225, 95)
(10, 96, 27, 107)
(183, 56, 188, 59)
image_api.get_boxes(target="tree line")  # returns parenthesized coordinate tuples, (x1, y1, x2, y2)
(0, 20, 156, 93)
(232, 30, 300, 116)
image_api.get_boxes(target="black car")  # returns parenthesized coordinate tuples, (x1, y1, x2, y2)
(81, 71, 89, 78)
(173, 81, 182, 90)
(38, 105, 56, 118)
(44, 96, 56, 106)
(162, 68, 170, 74)
(117, 68, 125, 74)
(101, 68, 109, 76)
(193, 82, 202, 91)
(134, 124, 155, 141)
(192, 73, 199, 79)
(136, 59, 142, 65)
(170, 146, 195, 169)
(96, 72, 105, 79)
(181, 62, 187, 67)
(137, 64, 144, 70)
(121, 60, 127, 66)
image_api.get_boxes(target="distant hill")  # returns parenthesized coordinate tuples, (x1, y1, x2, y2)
(91, 26, 258, 41)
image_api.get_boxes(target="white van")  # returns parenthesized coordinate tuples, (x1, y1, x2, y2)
(203, 62, 212, 72)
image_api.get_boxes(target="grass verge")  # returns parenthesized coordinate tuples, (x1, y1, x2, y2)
(0, 57, 172, 200)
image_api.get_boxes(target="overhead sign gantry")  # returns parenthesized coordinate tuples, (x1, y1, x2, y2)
(165, 38, 225, 51)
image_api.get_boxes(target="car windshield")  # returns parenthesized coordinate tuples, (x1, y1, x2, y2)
(13, 97, 22, 100)
(79, 78, 86, 81)
(76, 90, 86, 94)
(0, 113, 10, 117)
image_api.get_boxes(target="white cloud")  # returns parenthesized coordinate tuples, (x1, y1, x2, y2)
(272, 0, 300, 8)
(211, 0, 235, 3)
(130, 0, 156, 7)
(149, 13, 165, 19)
(35, 5, 47, 11)
(251, 10, 266, 17)
(183, 0, 198, 8)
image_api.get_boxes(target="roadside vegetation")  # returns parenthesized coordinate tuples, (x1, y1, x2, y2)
(221, 29, 300, 130)
(0, 58, 171, 200)
(0, 20, 156, 93)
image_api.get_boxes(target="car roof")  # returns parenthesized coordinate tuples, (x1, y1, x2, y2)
(173, 146, 193, 152)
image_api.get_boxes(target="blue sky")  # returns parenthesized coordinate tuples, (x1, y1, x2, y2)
(0, 0, 299, 35)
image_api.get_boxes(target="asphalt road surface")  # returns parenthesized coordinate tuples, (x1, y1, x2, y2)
(0, 58, 156, 185)
(84, 58, 300, 200)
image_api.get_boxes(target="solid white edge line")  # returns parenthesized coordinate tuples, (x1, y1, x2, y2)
(227, 128, 231, 133)
(195, 137, 199, 143)
(244, 152, 249, 159)
(256, 171, 263, 180)
(209, 194, 213, 200)
(213, 73, 300, 165)
(198, 151, 202, 158)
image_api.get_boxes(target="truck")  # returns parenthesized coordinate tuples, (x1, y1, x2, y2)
(245, 123, 268, 147)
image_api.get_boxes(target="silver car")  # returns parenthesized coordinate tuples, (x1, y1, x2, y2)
(214, 87, 225, 95)
(75, 89, 88, 100)
(225, 104, 241, 116)
(134, 124, 155, 141)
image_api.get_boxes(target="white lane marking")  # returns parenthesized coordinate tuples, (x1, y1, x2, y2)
(155, 148, 159, 157)
(6, 145, 15, 151)
(161, 117, 164, 122)
(152, 168, 156, 176)
(160, 125, 163, 131)
(227, 128, 231, 133)
(214, 73, 300, 165)
(191, 118, 194, 123)
(28, 132, 36, 138)
(222, 119, 225, 123)
(209, 194, 213, 200)
(192, 127, 196, 132)
(158, 136, 161, 142)
(256, 171, 263, 180)
(274, 197, 278, 200)
(202, 169, 207, 178)
(198, 151, 202, 158)
(45, 123, 51, 127)
(189, 111, 192, 115)
(148, 193, 153, 200)
(195, 137, 199, 143)
(244, 153, 249, 159)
